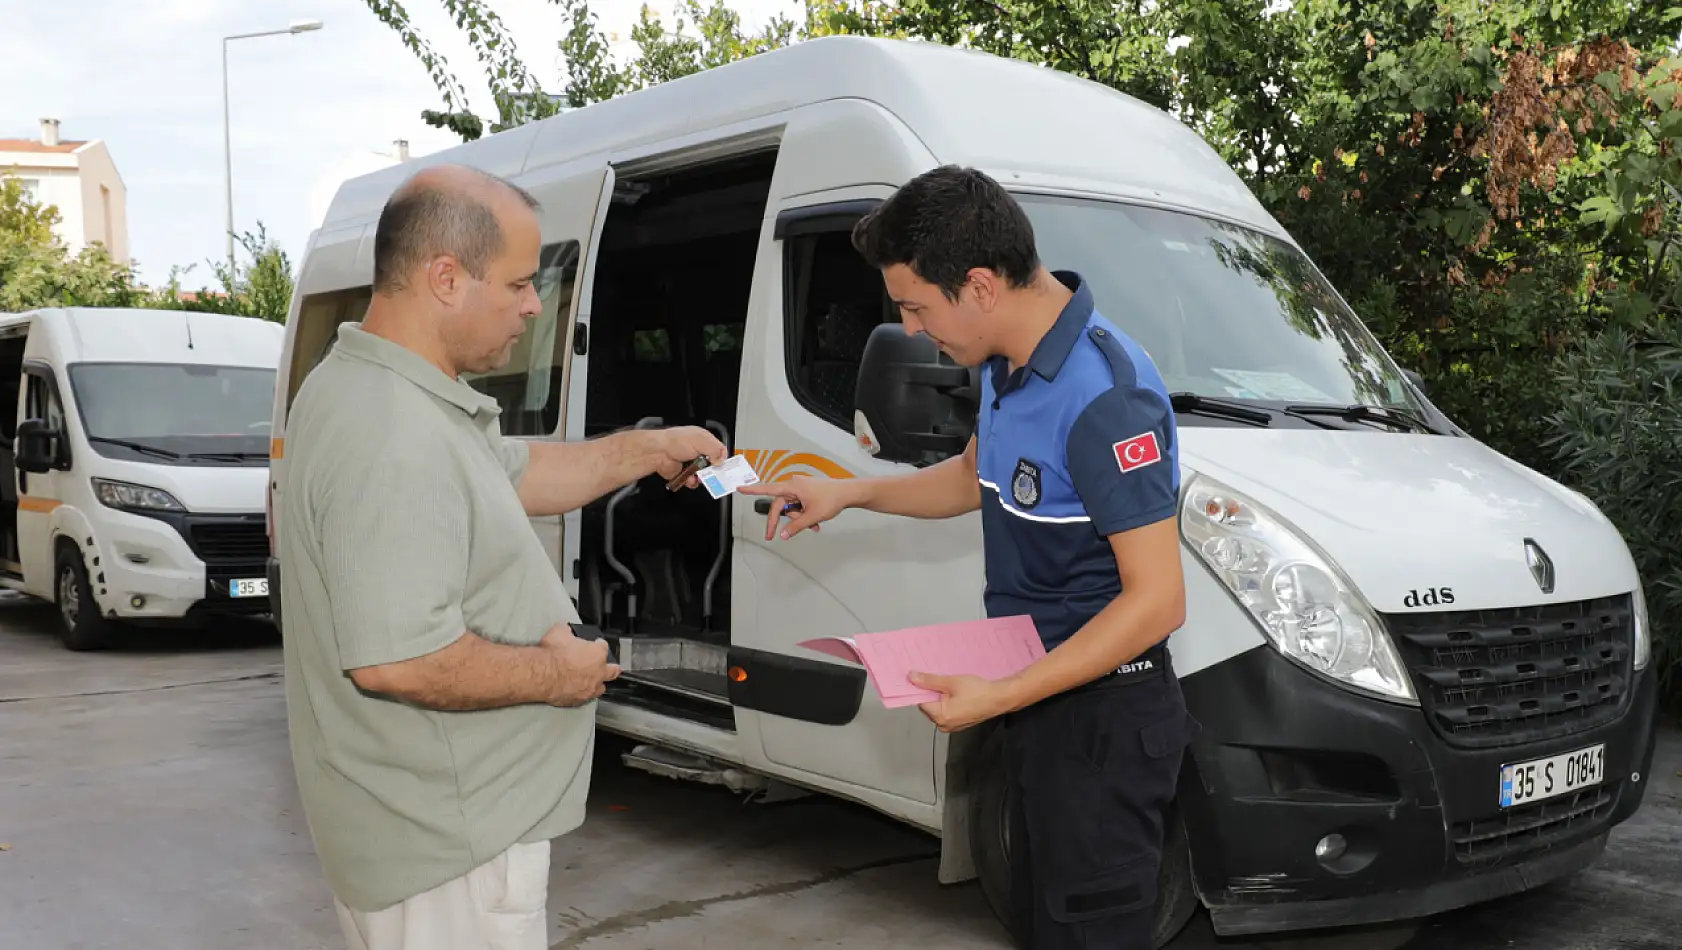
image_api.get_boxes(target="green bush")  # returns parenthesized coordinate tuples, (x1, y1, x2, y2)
(1547, 322, 1682, 698)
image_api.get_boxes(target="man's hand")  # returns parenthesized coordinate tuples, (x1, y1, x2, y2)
(737, 476, 861, 540)
(909, 671, 1013, 733)
(538, 624, 621, 706)
(651, 427, 728, 488)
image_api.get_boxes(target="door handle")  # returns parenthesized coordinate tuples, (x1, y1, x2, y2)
(752, 498, 803, 517)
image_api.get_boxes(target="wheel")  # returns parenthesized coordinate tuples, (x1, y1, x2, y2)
(54, 543, 111, 651)
(968, 729, 1197, 950)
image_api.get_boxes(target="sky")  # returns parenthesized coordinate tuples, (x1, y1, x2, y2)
(0, 0, 802, 287)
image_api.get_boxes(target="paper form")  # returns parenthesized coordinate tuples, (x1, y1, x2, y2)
(798, 615, 1045, 708)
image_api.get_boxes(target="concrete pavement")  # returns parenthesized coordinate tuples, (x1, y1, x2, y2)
(1, 594, 1678, 950)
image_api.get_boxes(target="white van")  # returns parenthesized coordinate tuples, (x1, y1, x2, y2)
(270, 37, 1660, 946)
(0, 307, 282, 649)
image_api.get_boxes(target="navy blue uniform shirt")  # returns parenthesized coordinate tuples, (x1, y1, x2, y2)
(976, 271, 1181, 651)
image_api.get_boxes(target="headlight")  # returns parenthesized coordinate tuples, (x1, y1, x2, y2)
(1633, 579, 1651, 671)
(92, 478, 185, 512)
(1180, 473, 1416, 704)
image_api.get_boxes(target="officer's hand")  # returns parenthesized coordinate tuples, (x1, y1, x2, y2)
(909, 671, 1006, 733)
(737, 475, 856, 541)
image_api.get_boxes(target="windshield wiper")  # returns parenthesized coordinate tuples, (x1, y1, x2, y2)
(1169, 392, 1272, 427)
(1283, 403, 1441, 435)
(87, 437, 181, 460)
(187, 451, 268, 461)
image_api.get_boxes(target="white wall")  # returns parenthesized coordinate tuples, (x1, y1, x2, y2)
(74, 143, 128, 264)
(0, 144, 129, 263)
(20, 166, 86, 251)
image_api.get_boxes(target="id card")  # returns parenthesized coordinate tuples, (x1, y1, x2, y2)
(696, 455, 760, 499)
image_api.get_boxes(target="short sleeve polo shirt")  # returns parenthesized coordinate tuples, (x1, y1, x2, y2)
(276, 323, 592, 913)
(976, 271, 1181, 651)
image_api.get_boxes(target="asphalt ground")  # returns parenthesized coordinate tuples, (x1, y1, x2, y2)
(2, 597, 1677, 950)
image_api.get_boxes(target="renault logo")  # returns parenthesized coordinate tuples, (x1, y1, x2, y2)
(1524, 538, 1555, 594)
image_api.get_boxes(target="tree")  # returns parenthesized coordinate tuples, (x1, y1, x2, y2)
(154, 224, 296, 324)
(0, 171, 149, 311)
(364, 0, 897, 136)
(1, 170, 294, 321)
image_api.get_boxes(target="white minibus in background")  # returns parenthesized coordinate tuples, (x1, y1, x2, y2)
(269, 37, 1659, 947)
(0, 307, 281, 649)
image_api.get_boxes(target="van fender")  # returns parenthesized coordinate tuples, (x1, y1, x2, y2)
(46, 506, 103, 607)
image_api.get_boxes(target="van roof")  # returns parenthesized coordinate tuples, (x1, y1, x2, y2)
(5, 307, 283, 368)
(316, 36, 1281, 239)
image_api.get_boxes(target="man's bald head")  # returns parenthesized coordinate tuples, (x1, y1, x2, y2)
(372, 164, 540, 295)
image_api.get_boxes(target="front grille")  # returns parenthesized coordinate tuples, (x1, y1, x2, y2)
(1451, 781, 1621, 865)
(1385, 595, 1634, 750)
(189, 521, 269, 564)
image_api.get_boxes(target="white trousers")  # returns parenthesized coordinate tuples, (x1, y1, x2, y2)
(334, 841, 550, 950)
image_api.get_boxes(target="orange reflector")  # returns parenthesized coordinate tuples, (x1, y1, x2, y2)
(728, 666, 748, 683)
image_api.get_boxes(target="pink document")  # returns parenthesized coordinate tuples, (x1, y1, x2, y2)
(799, 615, 1045, 708)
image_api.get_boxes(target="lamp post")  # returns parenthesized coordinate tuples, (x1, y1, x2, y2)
(222, 18, 323, 275)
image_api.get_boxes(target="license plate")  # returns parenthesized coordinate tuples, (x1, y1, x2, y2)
(1500, 743, 1605, 808)
(230, 578, 268, 598)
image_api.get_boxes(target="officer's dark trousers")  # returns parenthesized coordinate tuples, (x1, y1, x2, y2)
(1003, 662, 1193, 950)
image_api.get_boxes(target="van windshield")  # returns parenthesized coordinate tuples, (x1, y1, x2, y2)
(1017, 194, 1422, 414)
(68, 363, 276, 466)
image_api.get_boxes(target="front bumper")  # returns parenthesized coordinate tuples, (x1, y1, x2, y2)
(103, 509, 271, 619)
(1176, 644, 1659, 937)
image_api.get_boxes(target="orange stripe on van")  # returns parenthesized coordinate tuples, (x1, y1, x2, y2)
(738, 449, 854, 482)
(271, 438, 284, 460)
(18, 496, 62, 513)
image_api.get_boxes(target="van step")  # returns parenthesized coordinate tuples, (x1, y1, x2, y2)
(617, 668, 728, 705)
(620, 743, 810, 803)
(588, 630, 732, 707)
(605, 686, 735, 732)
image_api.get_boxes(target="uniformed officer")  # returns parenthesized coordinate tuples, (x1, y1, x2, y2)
(737, 165, 1194, 950)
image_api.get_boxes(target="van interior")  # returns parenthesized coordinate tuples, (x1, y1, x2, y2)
(573, 150, 777, 727)
(0, 330, 26, 572)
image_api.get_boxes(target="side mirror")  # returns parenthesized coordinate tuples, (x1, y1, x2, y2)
(1401, 367, 1427, 395)
(853, 324, 979, 466)
(15, 418, 58, 473)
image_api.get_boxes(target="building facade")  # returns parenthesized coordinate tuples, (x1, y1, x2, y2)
(1, 119, 130, 265)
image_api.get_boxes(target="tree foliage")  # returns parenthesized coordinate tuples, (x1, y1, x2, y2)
(0, 173, 148, 311)
(0, 171, 294, 322)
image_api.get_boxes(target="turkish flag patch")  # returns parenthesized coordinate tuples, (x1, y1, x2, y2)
(1113, 432, 1162, 473)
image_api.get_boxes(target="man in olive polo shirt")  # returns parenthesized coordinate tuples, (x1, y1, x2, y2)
(276, 164, 724, 950)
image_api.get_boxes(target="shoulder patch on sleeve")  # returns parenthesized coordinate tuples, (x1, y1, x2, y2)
(1113, 431, 1162, 473)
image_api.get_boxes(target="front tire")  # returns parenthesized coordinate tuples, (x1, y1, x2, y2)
(968, 728, 1197, 949)
(55, 543, 111, 651)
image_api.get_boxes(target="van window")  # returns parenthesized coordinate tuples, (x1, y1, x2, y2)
(70, 363, 276, 465)
(783, 230, 895, 432)
(286, 287, 372, 409)
(463, 240, 581, 436)
(1017, 194, 1423, 413)
(285, 239, 581, 436)
(25, 370, 63, 431)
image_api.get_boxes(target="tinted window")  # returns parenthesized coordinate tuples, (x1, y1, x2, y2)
(287, 287, 371, 409)
(783, 230, 895, 431)
(463, 240, 582, 436)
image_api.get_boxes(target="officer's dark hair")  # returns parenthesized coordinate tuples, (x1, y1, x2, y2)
(851, 165, 1040, 301)
(372, 167, 540, 295)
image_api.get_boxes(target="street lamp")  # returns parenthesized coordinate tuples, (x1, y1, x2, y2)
(222, 18, 324, 274)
